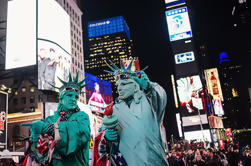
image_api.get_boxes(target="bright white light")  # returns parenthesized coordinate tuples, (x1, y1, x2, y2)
(37, 0, 71, 91)
(176, 113, 183, 137)
(184, 129, 212, 142)
(166, 7, 192, 42)
(5, 0, 36, 69)
(38, 0, 71, 54)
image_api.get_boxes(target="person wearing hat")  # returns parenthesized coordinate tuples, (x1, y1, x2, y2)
(175, 152, 185, 166)
(95, 60, 169, 165)
(22, 72, 90, 166)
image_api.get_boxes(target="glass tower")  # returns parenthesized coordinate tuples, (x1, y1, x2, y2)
(85, 16, 133, 95)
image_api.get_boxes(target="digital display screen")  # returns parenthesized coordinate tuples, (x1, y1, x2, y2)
(208, 116, 224, 128)
(213, 99, 224, 115)
(165, 0, 186, 9)
(176, 75, 204, 115)
(37, 0, 71, 91)
(85, 73, 113, 114)
(184, 129, 212, 142)
(88, 16, 130, 39)
(165, 7, 192, 42)
(44, 102, 58, 118)
(0, 92, 8, 150)
(38, 0, 71, 54)
(204, 68, 224, 102)
(37, 40, 71, 91)
(5, 0, 36, 69)
(225, 128, 233, 142)
(121, 58, 140, 72)
(175, 51, 195, 64)
(182, 114, 208, 127)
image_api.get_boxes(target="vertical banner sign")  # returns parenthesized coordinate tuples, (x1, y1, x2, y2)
(0, 91, 8, 150)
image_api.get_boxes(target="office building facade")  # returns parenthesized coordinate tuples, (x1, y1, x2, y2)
(85, 16, 133, 95)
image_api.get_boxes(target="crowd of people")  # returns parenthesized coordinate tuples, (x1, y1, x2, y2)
(166, 140, 251, 166)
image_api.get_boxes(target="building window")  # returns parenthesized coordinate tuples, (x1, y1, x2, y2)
(30, 86, 35, 92)
(21, 97, 26, 104)
(38, 94, 43, 102)
(13, 98, 18, 105)
(21, 87, 26, 93)
(30, 96, 35, 103)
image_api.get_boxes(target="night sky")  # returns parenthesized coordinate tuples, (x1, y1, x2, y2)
(80, 0, 250, 139)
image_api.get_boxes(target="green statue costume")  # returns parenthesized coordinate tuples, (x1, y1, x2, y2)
(22, 73, 90, 166)
(97, 61, 169, 166)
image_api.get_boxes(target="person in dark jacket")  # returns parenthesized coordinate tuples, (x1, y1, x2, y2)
(186, 150, 195, 166)
(174, 152, 185, 166)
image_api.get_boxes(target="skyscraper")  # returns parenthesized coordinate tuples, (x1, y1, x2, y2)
(85, 16, 133, 95)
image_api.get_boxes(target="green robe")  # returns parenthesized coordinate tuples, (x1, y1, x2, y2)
(42, 110, 90, 166)
(113, 82, 169, 166)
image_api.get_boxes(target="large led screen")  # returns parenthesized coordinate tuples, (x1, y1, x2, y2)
(184, 129, 212, 142)
(182, 114, 208, 127)
(37, 0, 71, 91)
(208, 116, 224, 129)
(204, 68, 224, 101)
(175, 51, 195, 64)
(85, 73, 113, 114)
(121, 58, 140, 73)
(165, 7, 192, 42)
(0, 91, 8, 150)
(5, 0, 36, 69)
(38, 40, 71, 91)
(176, 75, 204, 115)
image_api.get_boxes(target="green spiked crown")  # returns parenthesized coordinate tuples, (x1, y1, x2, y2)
(51, 72, 88, 94)
(104, 60, 148, 81)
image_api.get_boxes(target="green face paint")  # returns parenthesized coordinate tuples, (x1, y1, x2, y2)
(61, 91, 79, 111)
(116, 78, 136, 100)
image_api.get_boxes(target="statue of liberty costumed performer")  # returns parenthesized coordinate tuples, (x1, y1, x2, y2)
(22, 72, 90, 166)
(93, 60, 169, 166)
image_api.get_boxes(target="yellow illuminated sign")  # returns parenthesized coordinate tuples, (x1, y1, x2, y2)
(204, 68, 224, 101)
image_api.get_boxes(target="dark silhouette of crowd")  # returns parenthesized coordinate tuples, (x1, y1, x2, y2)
(166, 140, 251, 166)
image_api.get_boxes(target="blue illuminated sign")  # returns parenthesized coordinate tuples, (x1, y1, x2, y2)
(165, 0, 186, 9)
(85, 72, 113, 113)
(219, 52, 230, 64)
(166, 7, 192, 42)
(175, 51, 195, 64)
(88, 16, 130, 39)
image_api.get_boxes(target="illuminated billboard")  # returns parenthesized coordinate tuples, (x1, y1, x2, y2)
(88, 16, 130, 39)
(204, 68, 223, 101)
(176, 113, 183, 137)
(85, 73, 113, 114)
(176, 75, 203, 114)
(165, 7, 192, 42)
(204, 68, 224, 115)
(175, 51, 195, 64)
(184, 129, 212, 142)
(182, 114, 208, 127)
(5, 0, 37, 69)
(165, 0, 186, 9)
(121, 58, 140, 72)
(37, 0, 71, 91)
(225, 128, 233, 142)
(213, 98, 224, 115)
(208, 116, 224, 128)
(6, 0, 71, 91)
(0, 91, 8, 150)
(44, 102, 58, 118)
